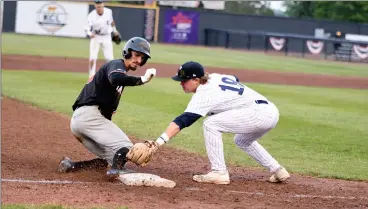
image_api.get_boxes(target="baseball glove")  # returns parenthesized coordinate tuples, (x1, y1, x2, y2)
(126, 141, 159, 166)
(111, 32, 121, 45)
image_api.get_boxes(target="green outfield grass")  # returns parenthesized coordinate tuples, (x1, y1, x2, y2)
(1, 204, 128, 209)
(3, 69, 368, 181)
(2, 33, 368, 77)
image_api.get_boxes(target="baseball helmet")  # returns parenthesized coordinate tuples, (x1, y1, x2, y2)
(122, 37, 151, 66)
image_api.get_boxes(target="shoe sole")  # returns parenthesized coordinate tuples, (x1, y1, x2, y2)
(192, 176, 230, 185)
(193, 180, 230, 185)
(269, 174, 290, 183)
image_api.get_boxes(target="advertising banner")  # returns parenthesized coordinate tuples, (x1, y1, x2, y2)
(269, 37, 285, 51)
(15, 1, 89, 38)
(163, 9, 199, 44)
(306, 40, 324, 54)
(144, 9, 156, 41)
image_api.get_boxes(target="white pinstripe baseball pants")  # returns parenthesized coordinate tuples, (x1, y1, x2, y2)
(202, 101, 281, 173)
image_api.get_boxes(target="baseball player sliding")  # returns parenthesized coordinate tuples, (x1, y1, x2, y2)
(57, 37, 156, 176)
(127, 61, 290, 184)
(85, 0, 121, 79)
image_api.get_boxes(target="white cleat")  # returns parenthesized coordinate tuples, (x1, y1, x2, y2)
(192, 170, 230, 185)
(269, 167, 290, 183)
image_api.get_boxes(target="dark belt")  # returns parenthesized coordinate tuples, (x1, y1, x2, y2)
(255, 100, 268, 104)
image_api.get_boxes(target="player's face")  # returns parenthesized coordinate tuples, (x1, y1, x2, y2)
(126, 51, 145, 71)
(95, 3, 104, 15)
(180, 78, 200, 93)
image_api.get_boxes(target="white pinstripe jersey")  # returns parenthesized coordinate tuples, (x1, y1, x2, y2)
(87, 8, 114, 35)
(184, 73, 268, 116)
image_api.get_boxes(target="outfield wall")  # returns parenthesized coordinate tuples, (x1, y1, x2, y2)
(157, 6, 368, 46)
(3, 1, 368, 52)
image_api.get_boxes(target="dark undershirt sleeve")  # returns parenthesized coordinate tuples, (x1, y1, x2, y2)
(108, 71, 143, 86)
(173, 112, 202, 130)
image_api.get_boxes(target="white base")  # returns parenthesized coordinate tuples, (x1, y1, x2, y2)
(118, 173, 176, 188)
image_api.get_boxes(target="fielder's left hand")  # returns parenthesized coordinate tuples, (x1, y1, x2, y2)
(127, 140, 159, 166)
(111, 32, 121, 45)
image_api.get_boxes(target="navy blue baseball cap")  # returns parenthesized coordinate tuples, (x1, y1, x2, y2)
(94, 0, 103, 3)
(172, 61, 205, 82)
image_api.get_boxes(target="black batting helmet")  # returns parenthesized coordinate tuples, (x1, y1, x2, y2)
(122, 37, 151, 66)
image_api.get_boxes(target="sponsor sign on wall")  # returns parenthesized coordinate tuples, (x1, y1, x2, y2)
(353, 44, 368, 59)
(269, 37, 285, 51)
(345, 34, 368, 59)
(163, 9, 199, 44)
(306, 40, 324, 54)
(15, 1, 89, 38)
(144, 9, 156, 41)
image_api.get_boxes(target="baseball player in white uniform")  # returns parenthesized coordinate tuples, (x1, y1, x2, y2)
(127, 61, 290, 184)
(85, 0, 119, 79)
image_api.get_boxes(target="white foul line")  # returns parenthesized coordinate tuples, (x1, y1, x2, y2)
(1, 178, 91, 184)
(226, 190, 366, 200)
(2, 178, 367, 200)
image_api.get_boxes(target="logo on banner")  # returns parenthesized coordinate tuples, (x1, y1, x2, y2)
(306, 40, 324, 54)
(37, 2, 68, 33)
(163, 9, 199, 44)
(269, 37, 285, 51)
(353, 44, 368, 59)
(171, 12, 193, 41)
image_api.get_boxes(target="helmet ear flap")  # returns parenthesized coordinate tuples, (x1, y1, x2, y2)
(123, 49, 132, 59)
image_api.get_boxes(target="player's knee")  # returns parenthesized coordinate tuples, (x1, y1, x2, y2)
(234, 134, 256, 148)
(234, 135, 247, 147)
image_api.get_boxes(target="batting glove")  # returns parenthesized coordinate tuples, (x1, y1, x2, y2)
(141, 68, 156, 84)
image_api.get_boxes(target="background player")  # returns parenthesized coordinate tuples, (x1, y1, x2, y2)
(85, 0, 119, 79)
(127, 61, 290, 184)
(57, 37, 156, 176)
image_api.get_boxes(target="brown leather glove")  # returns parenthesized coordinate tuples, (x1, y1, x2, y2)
(126, 141, 159, 166)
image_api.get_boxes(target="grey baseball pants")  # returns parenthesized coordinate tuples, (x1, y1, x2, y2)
(70, 105, 133, 165)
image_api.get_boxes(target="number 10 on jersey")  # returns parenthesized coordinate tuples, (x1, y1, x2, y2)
(219, 77, 244, 95)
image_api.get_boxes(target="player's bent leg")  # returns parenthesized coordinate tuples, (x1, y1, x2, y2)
(192, 115, 230, 184)
(102, 40, 114, 62)
(200, 108, 260, 172)
(57, 157, 108, 173)
(89, 59, 97, 78)
(235, 136, 281, 173)
(69, 105, 133, 170)
(89, 38, 100, 78)
(202, 116, 227, 171)
(235, 101, 290, 182)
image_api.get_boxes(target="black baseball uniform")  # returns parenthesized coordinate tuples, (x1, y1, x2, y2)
(70, 59, 144, 165)
(72, 59, 143, 120)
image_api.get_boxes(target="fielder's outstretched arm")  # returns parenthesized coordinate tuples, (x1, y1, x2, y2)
(156, 112, 201, 145)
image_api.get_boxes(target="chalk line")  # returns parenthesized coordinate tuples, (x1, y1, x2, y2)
(1, 178, 91, 184)
(226, 190, 366, 200)
(2, 178, 367, 200)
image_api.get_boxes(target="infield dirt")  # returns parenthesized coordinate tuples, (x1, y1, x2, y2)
(2, 55, 368, 209)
